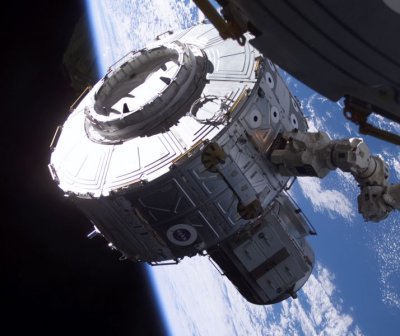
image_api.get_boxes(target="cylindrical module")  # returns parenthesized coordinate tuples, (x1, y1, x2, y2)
(49, 23, 315, 305)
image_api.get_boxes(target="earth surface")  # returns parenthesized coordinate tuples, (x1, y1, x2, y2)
(85, 1, 400, 335)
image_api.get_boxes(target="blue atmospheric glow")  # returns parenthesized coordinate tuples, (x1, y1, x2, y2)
(147, 265, 174, 336)
(84, 0, 108, 76)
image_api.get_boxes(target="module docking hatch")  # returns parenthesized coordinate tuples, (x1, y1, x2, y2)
(49, 23, 318, 305)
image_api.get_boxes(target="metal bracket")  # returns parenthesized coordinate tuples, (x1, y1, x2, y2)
(192, 0, 247, 45)
(155, 30, 174, 40)
(201, 141, 227, 172)
(202, 142, 261, 219)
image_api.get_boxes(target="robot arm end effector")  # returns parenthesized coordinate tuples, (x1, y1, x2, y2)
(271, 131, 399, 222)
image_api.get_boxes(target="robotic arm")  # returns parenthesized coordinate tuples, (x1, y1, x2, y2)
(270, 131, 400, 222)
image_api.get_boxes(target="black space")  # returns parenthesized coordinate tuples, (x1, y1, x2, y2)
(2, 2, 167, 335)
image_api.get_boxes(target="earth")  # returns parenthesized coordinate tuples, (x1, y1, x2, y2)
(85, 1, 400, 335)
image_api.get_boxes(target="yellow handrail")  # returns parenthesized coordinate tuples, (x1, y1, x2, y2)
(69, 85, 92, 112)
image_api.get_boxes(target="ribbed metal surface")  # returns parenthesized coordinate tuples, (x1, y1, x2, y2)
(50, 23, 315, 304)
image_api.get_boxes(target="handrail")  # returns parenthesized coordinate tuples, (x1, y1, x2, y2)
(69, 86, 92, 112)
(107, 49, 137, 72)
(149, 260, 180, 266)
(208, 255, 225, 275)
(284, 191, 317, 236)
(49, 125, 62, 151)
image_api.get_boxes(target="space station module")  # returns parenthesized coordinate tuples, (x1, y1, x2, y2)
(49, 24, 399, 304)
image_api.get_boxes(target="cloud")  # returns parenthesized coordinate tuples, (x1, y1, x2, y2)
(150, 256, 362, 336)
(303, 94, 326, 133)
(368, 218, 400, 309)
(369, 114, 400, 135)
(93, 0, 203, 73)
(296, 176, 355, 221)
(301, 265, 362, 336)
(264, 264, 363, 336)
(381, 152, 400, 181)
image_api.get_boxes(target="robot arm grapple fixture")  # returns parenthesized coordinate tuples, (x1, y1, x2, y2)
(271, 131, 400, 222)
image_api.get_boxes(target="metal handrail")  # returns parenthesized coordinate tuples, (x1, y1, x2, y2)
(69, 86, 92, 112)
(284, 191, 317, 236)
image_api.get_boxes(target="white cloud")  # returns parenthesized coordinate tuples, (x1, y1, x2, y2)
(369, 217, 400, 309)
(303, 94, 324, 133)
(264, 264, 363, 336)
(296, 176, 355, 221)
(369, 114, 400, 135)
(392, 158, 400, 180)
(95, 0, 202, 73)
(382, 152, 400, 181)
(150, 256, 362, 336)
(302, 265, 358, 336)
